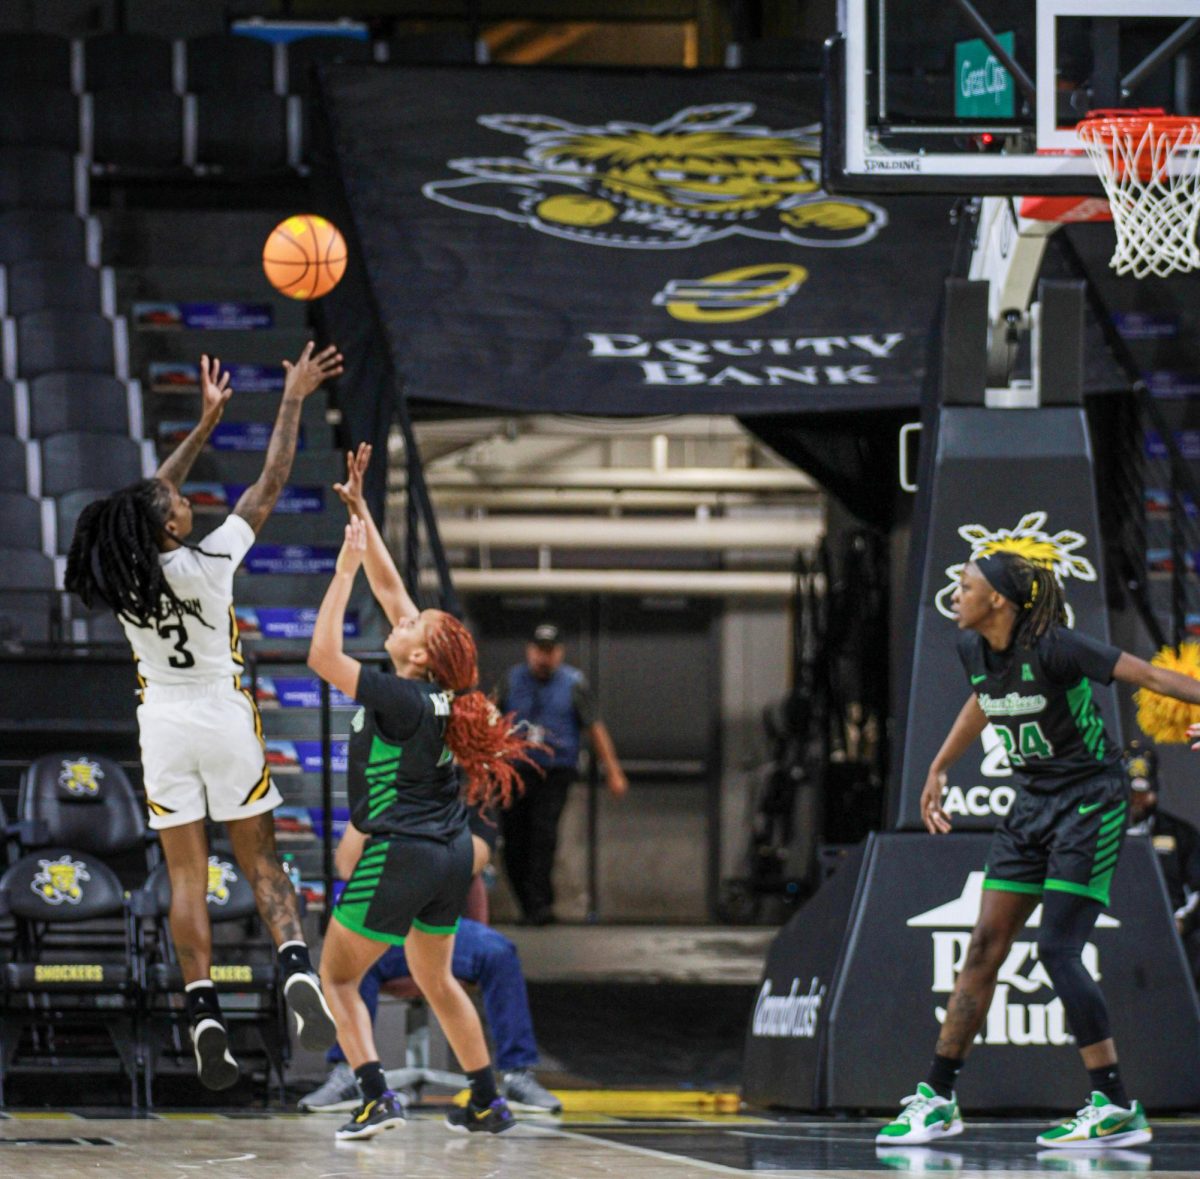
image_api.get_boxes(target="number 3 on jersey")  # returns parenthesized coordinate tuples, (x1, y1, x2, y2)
(158, 621, 195, 669)
(994, 721, 1053, 767)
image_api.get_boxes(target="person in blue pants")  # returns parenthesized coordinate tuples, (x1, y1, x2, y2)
(300, 812, 561, 1114)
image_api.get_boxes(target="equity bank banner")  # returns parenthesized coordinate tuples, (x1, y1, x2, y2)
(321, 66, 958, 415)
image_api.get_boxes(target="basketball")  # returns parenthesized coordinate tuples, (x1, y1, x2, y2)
(262, 214, 347, 301)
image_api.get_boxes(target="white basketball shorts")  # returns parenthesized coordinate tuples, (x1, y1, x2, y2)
(137, 680, 282, 829)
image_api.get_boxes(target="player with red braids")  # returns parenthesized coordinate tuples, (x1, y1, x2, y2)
(308, 449, 538, 1141)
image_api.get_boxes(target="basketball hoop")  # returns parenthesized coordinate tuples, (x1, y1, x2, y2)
(1076, 108, 1200, 278)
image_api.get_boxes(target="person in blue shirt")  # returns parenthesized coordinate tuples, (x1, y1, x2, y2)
(495, 624, 628, 924)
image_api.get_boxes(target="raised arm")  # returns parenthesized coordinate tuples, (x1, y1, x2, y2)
(332, 442, 418, 624)
(1113, 651, 1200, 704)
(155, 354, 232, 487)
(233, 342, 343, 534)
(307, 516, 365, 699)
(920, 693, 990, 835)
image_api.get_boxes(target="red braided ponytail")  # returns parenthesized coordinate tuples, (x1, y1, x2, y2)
(423, 610, 542, 808)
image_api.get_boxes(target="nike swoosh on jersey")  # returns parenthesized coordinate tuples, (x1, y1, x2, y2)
(970, 674, 986, 684)
(1078, 800, 1105, 815)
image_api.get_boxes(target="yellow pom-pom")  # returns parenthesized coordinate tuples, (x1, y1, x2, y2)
(1134, 641, 1200, 742)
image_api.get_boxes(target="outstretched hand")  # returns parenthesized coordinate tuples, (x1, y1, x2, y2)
(920, 769, 952, 835)
(1189, 721, 1200, 751)
(336, 516, 367, 577)
(199, 354, 233, 423)
(283, 341, 344, 401)
(333, 442, 372, 513)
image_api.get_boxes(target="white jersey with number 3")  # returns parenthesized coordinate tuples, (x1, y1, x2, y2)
(119, 515, 256, 688)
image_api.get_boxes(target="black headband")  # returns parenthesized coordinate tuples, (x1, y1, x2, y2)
(974, 552, 1037, 610)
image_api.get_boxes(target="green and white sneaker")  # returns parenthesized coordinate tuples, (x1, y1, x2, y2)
(876, 1083, 964, 1144)
(1036, 1093, 1152, 1149)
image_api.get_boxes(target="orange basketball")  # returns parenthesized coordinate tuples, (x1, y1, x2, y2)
(262, 214, 347, 301)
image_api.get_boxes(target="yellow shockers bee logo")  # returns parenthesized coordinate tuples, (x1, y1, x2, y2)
(935, 512, 1097, 627)
(423, 104, 886, 251)
(206, 857, 238, 906)
(31, 855, 91, 905)
(58, 756, 104, 797)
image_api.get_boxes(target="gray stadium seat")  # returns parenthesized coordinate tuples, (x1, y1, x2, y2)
(40, 433, 142, 497)
(0, 148, 76, 211)
(286, 34, 374, 96)
(29, 373, 129, 437)
(5, 261, 102, 316)
(187, 33, 276, 93)
(56, 487, 109, 555)
(0, 493, 43, 550)
(0, 90, 81, 152)
(15, 310, 115, 379)
(0, 436, 28, 492)
(0, 211, 87, 265)
(83, 33, 176, 92)
(0, 379, 13, 434)
(0, 33, 73, 91)
(89, 91, 185, 170)
(0, 548, 54, 588)
(194, 92, 290, 172)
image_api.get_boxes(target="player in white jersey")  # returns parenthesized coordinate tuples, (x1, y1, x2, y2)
(65, 341, 343, 1090)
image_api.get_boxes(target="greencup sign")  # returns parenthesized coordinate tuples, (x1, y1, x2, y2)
(955, 31, 1015, 118)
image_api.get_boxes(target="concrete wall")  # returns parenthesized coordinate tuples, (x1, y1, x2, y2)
(486, 597, 794, 924)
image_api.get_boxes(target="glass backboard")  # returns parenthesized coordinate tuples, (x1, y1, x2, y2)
(824, 0, 1200, 195)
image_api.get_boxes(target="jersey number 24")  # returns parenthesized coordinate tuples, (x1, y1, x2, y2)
(994, 721, 1053, 767)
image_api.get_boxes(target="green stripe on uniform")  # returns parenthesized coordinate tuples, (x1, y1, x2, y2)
(331, 906, 407, 945)
(983, 877, 1044, 895)
(1045, 877, 1111, 904)
(411, 917, 460, 936)
(1065, 678, 1107, 760)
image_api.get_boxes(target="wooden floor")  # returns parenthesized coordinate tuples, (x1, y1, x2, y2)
(2, 1107, 1199, 1178)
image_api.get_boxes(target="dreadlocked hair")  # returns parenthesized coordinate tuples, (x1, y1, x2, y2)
(422, 609, 543, 809)
(64, 479, 227, 629)
(996, 552, 1068, 649)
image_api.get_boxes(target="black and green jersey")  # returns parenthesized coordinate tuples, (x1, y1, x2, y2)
(349, 668, 466, 841)
(957, 625, 1121, 793)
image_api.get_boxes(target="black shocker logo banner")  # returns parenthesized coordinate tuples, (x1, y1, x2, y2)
(319, 66, 959, 415)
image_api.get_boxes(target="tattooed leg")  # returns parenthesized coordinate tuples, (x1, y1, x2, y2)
(936, 889, 1039, 1060)
(226, 811, 303, 946)
(158, 820, 213, 983)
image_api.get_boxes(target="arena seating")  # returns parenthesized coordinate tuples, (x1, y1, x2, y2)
(0, 848, 142, 1107)
(136, 846, 287, 1106)
(27, 374, 132, 437)
(4, 261, 107, 317)
(18, 753, 158, 882)
(0, 493, 42, 550)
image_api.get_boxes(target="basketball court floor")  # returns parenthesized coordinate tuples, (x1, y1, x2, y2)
(3, 1107, 1200, 1178)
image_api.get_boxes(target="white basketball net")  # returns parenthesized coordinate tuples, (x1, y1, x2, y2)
(1077, 116, 1200, 278)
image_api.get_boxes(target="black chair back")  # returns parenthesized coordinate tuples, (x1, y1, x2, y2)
(20, 753, 147, 856)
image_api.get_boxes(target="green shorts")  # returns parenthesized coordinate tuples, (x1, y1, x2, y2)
(332, 826, 473, 944)
(984, 772, 1127, 906)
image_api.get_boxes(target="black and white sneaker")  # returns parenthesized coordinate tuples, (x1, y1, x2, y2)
(445, 1097, 517, 1134)
(334, 1092, 407, 1141)
(191, 1017, 239, 1091)
(283, 970, 337, 1051)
